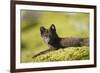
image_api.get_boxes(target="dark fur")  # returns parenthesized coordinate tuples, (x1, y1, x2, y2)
(32, 24, 89, 58)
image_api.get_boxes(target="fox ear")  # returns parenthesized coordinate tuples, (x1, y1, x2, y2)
(40, 26, 46, 33)
(50, 24, 56, 31)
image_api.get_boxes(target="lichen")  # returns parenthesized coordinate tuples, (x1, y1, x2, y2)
(33, 46, 89, 62)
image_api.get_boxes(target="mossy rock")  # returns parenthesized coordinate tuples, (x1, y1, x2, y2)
(33, 47, 89, 62)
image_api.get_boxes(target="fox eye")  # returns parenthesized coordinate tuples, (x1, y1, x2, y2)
(50, 24, 56, 31)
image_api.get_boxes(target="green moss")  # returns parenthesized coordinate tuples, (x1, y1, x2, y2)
(33, 46, 89, 62)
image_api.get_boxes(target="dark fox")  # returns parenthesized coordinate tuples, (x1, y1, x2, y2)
(32, 24, 89, 58)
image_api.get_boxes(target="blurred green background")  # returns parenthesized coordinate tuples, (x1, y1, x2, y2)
(20, 10, 89, 63)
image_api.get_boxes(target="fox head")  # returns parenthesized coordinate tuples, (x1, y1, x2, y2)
(40, 24, 59, 44)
